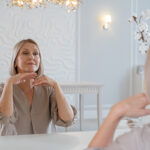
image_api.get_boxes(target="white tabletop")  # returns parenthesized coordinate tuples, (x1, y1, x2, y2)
(0, 131, 96, 150)
(60, 82, 103, 86)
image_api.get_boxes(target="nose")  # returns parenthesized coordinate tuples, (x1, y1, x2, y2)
(28, 53, 34, 59)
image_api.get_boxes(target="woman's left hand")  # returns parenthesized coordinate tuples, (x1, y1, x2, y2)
(32, 75, 57, 88)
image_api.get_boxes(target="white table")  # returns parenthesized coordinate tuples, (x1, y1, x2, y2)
(0, 129, 130, 150)
(60, 82, 103, 130)
(0, 131, 96, 150)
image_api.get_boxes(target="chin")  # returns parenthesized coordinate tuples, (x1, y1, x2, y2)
(23, 68, 38, 73)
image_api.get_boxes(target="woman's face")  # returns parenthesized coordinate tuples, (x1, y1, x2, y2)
(15, 42, 41, 74)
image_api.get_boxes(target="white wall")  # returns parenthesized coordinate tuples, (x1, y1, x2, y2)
(80, 0, 131, 107)
(79, 0, 150, 119)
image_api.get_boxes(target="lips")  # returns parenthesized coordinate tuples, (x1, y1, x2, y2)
(27, 62, 35, 65)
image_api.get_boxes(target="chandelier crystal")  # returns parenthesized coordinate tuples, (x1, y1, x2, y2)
(10, 0, 81, 11)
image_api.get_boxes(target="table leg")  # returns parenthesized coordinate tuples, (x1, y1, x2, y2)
(97, 91, 102, 128)
(79, 94, 83, 131)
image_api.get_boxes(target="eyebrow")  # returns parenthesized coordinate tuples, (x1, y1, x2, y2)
(22, 48, 39, 51)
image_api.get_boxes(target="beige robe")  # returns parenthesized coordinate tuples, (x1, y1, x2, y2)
(86, 123, 150, 150)
(0, 83, 77, 136)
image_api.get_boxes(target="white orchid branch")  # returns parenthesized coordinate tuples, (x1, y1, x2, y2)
(129, 10, 150, 54)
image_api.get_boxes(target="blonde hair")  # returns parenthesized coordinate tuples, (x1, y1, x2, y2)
(9, 39, 44, 76)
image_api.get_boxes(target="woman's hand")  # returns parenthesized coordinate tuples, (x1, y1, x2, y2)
(32, 75, 57, 88)
(88, 93, 150, 148)
(9, 72, 37, 85)
(111, 93, 150, 119)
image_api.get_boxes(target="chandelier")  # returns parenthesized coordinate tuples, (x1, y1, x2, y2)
(10, 0, 81, 12)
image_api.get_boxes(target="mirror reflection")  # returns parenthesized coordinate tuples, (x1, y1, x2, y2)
(0, 39, 76, 135)
(0, 0, 150, 149)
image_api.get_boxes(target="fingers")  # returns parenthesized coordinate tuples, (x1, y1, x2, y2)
(32, 75, 51, 87)
(142, 93, 150, 104)
(32, 80, 48, 86)
(14, 73, 37, 85)
(139, 109, 150, 116)
(19, 73, 37, 82)
(16, 79, 26, 84)
(32, 83, 48, 87)
(136, 93, 150, 104)
(32, 76, 45, 86)
(119, 93, 150, 118)
(32, 81, 42, 86)
(21, 72, 37, 80)
(144, 109, 150, 115)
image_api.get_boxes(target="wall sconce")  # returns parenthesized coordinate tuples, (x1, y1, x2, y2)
(102, 15, 112, 30)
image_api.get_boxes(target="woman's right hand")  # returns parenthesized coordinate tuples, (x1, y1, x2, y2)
(111, 93, 150, 119)
(88, 93, 150, 148)
(8, 72, 37, 85)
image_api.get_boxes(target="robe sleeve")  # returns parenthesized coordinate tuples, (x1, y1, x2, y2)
(49, 87, 77, 127)
(0, 83, 17, 135)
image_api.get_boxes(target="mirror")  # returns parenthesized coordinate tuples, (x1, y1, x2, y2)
(0, 0, 150, 134)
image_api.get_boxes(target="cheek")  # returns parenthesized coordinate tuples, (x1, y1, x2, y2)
(16, 56, 26, 67)
(36, 57, 40, 64)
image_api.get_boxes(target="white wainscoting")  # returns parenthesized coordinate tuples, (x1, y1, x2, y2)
(84, 104, 112, 120)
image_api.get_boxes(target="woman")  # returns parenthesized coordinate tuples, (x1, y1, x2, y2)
(87, 48, 150, 150)
(0, 39, 76, 135)
(87, 93, 150, 150)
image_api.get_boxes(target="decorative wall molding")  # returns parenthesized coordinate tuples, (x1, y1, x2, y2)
(129, 0, 138, 96)
(84, 105, 112, 120)
(0, 2, 79, 106)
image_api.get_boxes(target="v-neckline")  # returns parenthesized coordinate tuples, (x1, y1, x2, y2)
(16, 85, 35, 109)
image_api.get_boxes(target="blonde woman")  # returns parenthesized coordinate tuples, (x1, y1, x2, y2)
(0, 39, 76, 135)
(87, 49, 150, 150)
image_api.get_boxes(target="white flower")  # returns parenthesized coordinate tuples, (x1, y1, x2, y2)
(143, 32, 150, 43)
(128, 14, 137, 22)
(129, 10, 150, 54)
(139, 43, 149, 54)
(138, 22, 148, 32)
(135, 32, 141, 41)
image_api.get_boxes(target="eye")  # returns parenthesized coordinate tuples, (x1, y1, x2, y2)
(33, 52, 39, 56)
(22, 51, 29, 55)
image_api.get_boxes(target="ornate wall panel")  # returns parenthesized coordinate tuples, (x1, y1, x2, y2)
(0, 1, 77, 84)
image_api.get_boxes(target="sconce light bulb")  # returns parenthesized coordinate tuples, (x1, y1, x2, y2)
(103, 23, 110, 30)
(101, 14, 112, 31)
(105, 15, 112, 23)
